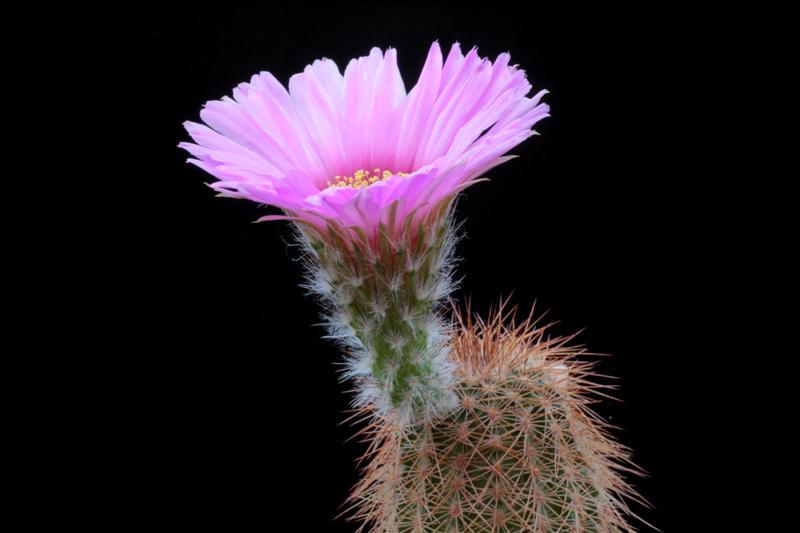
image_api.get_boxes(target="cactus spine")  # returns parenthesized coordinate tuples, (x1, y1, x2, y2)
(347, 306, 644, 532)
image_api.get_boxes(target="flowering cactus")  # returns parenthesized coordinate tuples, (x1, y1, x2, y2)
(181, 42, 643, 532)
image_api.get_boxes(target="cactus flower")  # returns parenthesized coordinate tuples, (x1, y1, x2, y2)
(181, 42, 549, 424)
(179, 42, 549, 237)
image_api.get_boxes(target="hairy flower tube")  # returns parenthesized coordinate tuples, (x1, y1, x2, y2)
(180, 42, 549, 424)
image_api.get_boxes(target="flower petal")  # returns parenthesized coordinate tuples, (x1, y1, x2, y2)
(180, 42, 549, 238)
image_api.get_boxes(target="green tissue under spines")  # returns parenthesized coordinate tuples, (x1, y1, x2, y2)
(391, 381, 604, 531)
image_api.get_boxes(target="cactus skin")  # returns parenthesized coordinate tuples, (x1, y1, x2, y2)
(295, 199, 460, 425)
(347, 305, 645, 532)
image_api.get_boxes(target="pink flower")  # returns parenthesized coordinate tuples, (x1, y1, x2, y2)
(180, 42, 549, 237)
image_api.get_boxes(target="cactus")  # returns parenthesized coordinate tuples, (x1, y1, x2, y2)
(346, 304, 645, 532)
(178, 42, 648, 532)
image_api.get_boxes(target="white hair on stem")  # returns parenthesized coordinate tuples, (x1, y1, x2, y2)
(287, 201, 464, 426)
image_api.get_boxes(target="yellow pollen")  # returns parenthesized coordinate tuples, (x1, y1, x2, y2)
(326, 168, 410, 189)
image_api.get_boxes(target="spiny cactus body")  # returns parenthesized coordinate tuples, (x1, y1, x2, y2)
(348, 306, 644, 532)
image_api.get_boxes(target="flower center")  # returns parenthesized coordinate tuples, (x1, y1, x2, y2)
(326, 168, 410, 190)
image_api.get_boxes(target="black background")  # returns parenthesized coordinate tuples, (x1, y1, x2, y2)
(122, 3, 732, 531)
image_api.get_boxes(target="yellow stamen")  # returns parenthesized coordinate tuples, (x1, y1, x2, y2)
(327, 168, 410, 189)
